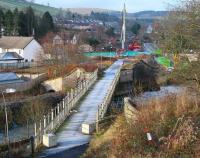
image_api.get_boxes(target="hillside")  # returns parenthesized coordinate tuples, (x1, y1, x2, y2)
(0, 0, 59, 16)
(66, 8, 119, 15)
(130, 11, 169, 19)
(0, 0, 168, 19)
(66, 8, 168, 19)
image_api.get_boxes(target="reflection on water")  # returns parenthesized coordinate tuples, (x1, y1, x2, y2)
(133, 86, 185, 104)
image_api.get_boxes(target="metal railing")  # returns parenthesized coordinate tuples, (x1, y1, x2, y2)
(96, 68, 121, 121)
(34, 70, 98, 147)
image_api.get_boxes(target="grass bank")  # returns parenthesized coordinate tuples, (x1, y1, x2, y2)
(83, 91, 200, 158)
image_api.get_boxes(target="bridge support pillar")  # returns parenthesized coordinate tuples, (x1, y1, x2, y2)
(51, 109, 54, 130)
(63, 99, 65, 117)
(34, 122, 37, 137)
(44, 115, 46, 134)
(58, 105, 60, 122)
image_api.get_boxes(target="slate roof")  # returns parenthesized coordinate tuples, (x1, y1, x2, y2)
(0, 36, 34, 49)
(0, 72, 24, 84)
(0, 52, 24, 61)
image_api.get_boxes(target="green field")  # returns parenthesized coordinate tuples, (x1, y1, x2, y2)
(0, 0, 60, 16)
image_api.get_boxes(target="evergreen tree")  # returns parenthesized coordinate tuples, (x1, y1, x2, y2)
(18, 11, 28, 36)
(13, 8, 19, 35)
(87, 37, 100, 50)
(106, 27, 115, 37)
(39, 11, 54, 37)
(33, 16, 40, 39)
(0, 9, 4, 35)
(26, 6, 35, 36)
(131, 23, 141, 35)
(4, 10, 13, 35)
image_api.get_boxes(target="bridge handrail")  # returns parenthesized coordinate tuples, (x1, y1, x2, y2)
(34, 70, 98, 148)
(97, 67, 122, 121)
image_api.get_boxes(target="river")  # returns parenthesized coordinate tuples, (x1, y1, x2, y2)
(133, 85, 185, 105)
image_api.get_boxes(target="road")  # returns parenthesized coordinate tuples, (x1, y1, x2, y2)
(39, 60, 124, 158)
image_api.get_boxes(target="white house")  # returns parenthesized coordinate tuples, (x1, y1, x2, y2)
(71, 35, 79, 45)
(52, 34, 79, 45)
(146, 25, 153, 34)
(53, 35, 64, 46)
(0, 36, 43, 62)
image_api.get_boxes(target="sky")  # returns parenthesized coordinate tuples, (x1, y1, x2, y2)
(35, 0, 177, 13)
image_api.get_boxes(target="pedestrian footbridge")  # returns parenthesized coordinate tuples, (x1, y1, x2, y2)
(39, 60, 124, 157)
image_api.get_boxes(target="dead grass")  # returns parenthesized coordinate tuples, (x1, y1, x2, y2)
(83, 92, 200, 158)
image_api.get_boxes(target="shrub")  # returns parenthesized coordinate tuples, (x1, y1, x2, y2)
(84, 92, 200, 158)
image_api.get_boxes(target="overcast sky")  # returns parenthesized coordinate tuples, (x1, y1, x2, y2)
(35, 0, 177, 13)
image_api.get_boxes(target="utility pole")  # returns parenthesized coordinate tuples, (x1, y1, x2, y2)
(1, 88, 16, 157)
(2, 92, 9, 144)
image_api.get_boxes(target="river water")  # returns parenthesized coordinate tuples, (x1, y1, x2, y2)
(133, 85, 185, 105)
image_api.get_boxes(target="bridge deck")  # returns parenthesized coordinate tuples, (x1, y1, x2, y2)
(40, 60, 123, 157)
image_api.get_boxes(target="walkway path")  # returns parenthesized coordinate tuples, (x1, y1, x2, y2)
(39, 60, 124, 157)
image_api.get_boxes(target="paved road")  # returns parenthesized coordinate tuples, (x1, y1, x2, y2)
(39, 60, 123, 158)
(39, 144, 89, 158)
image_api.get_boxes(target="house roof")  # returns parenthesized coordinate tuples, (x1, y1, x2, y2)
(0, 72, 19, 82)
(0, 52, 24, 61)
(53, 35, 63, 41)
(0, 36, 34, 49)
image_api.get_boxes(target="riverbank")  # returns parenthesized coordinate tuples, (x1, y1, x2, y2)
(82, 58, 200, 158)
(83, 86, 200, 158)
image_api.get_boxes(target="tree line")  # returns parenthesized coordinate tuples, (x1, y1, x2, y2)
(0, 6, 54, 38)
(90, 11, 119, 22)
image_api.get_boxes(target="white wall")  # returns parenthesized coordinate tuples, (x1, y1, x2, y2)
(23, 39, 44, 62)
(0, 48, 23, 55)
(17, 73, 45, 80)
(0, 39, 44, 62)
(43, 77, 63, 92)
(0, 60, 19, 64)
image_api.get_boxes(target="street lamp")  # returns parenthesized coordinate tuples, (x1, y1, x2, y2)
(101, 47, 104, 69)
(1, 88, 16, 144)
(110, 46, 112, 64)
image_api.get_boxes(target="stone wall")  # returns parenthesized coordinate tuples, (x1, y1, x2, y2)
(43, 77, 63, 92)
(43, 69, 98, 92)
(124, 97, 139, 123)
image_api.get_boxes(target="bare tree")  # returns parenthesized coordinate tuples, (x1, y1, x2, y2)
(154, 0, 200, 55)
